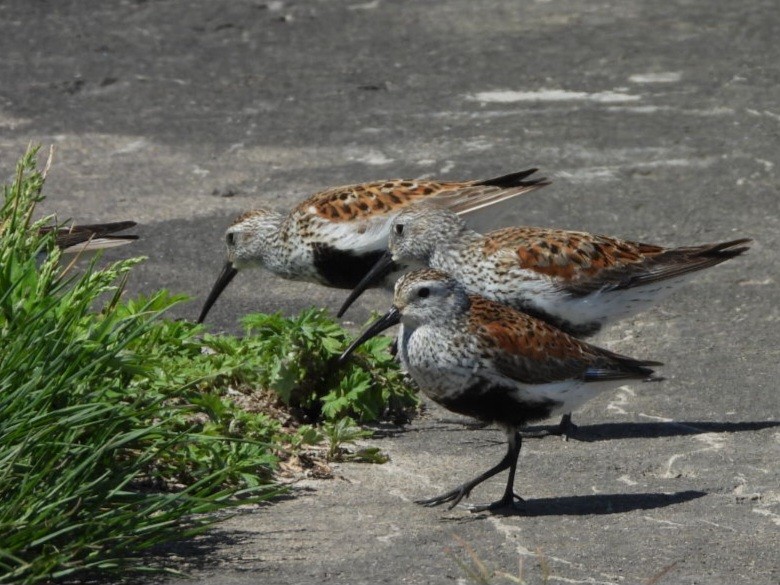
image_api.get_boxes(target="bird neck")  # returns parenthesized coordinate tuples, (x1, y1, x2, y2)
(253, 213, 289, 274)
(413, 221, 473, 263)
(429, 227, 482, 270)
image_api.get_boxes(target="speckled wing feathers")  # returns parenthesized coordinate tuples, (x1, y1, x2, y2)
(302, 180, 467, 222)
(301, 169, 548, 222)
(467, 296, 659, 385)
(289, 180, 487, 257)
(484, 228, 664, 279)
(287, 170, 549, 255)
(559, 238, 752, 295)
(484, 228, 751, 293)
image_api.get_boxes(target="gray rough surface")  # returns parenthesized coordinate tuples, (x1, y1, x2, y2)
(1, 0, 778, 583)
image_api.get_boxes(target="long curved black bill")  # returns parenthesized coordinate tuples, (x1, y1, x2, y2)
(336, 251, 396, 318)
(197, 261, 239, 323)
(338, 306, 401, 366)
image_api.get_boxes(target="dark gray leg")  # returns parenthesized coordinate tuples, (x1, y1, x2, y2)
(466, 431, 525, 512)
(416, 430, 525, 512)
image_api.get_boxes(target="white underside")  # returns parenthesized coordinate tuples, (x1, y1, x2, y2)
(521, 274, 693, 329)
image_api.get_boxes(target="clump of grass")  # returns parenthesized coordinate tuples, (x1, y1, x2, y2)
(0, 148, 284, 584)
(0, 147, 416, 584)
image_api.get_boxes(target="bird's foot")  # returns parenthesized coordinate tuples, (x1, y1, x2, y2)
(465, 492, 526, 514)
(415, 484, 473, 509)
(417, 487, 525, 513)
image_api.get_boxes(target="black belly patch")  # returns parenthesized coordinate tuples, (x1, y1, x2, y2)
(437, 383, 562, 428)
(312, 244, 393, 289)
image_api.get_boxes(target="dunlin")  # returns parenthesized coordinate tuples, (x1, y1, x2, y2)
(339, 268, 661, 512)
(339, 206, 751, 331)
(196, 169, 549, 323)
(337, 206, 749, 436)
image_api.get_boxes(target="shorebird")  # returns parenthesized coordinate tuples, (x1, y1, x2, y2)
(337, 206, 749, 437)
(339, 268, 661, 512)
(196, 169, 549, 323)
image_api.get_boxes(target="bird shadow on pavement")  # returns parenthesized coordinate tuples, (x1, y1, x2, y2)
(411, 419, 780, 443)
(529, 420, 780, 442)
(486, 489, 707, 517)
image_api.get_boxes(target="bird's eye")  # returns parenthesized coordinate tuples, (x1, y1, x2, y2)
(394, 224, 404, 236)
(417, 287, 430, 298)
(226, 232, 236, 246)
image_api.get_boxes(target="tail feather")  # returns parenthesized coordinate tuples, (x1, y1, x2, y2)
(585, 348, 662, 382)
(58, 236, 140, 253)
(42, 221, 139, 252)
(444, 168, 551, 217)
(618, 238, 752, 289)
(68, 221, 138, 235)
(584, 367, 659, 382)
(475, 169, 548, 189)
(693, 237, 752, 258)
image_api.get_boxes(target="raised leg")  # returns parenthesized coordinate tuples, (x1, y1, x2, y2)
(416, 430, 525, 512)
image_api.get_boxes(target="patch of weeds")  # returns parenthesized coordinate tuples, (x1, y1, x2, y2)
(237, 310, 417, 423)
(0, 147, 416, 584)
(321, 417, 389, 463)
(134, 306, 418, 475)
